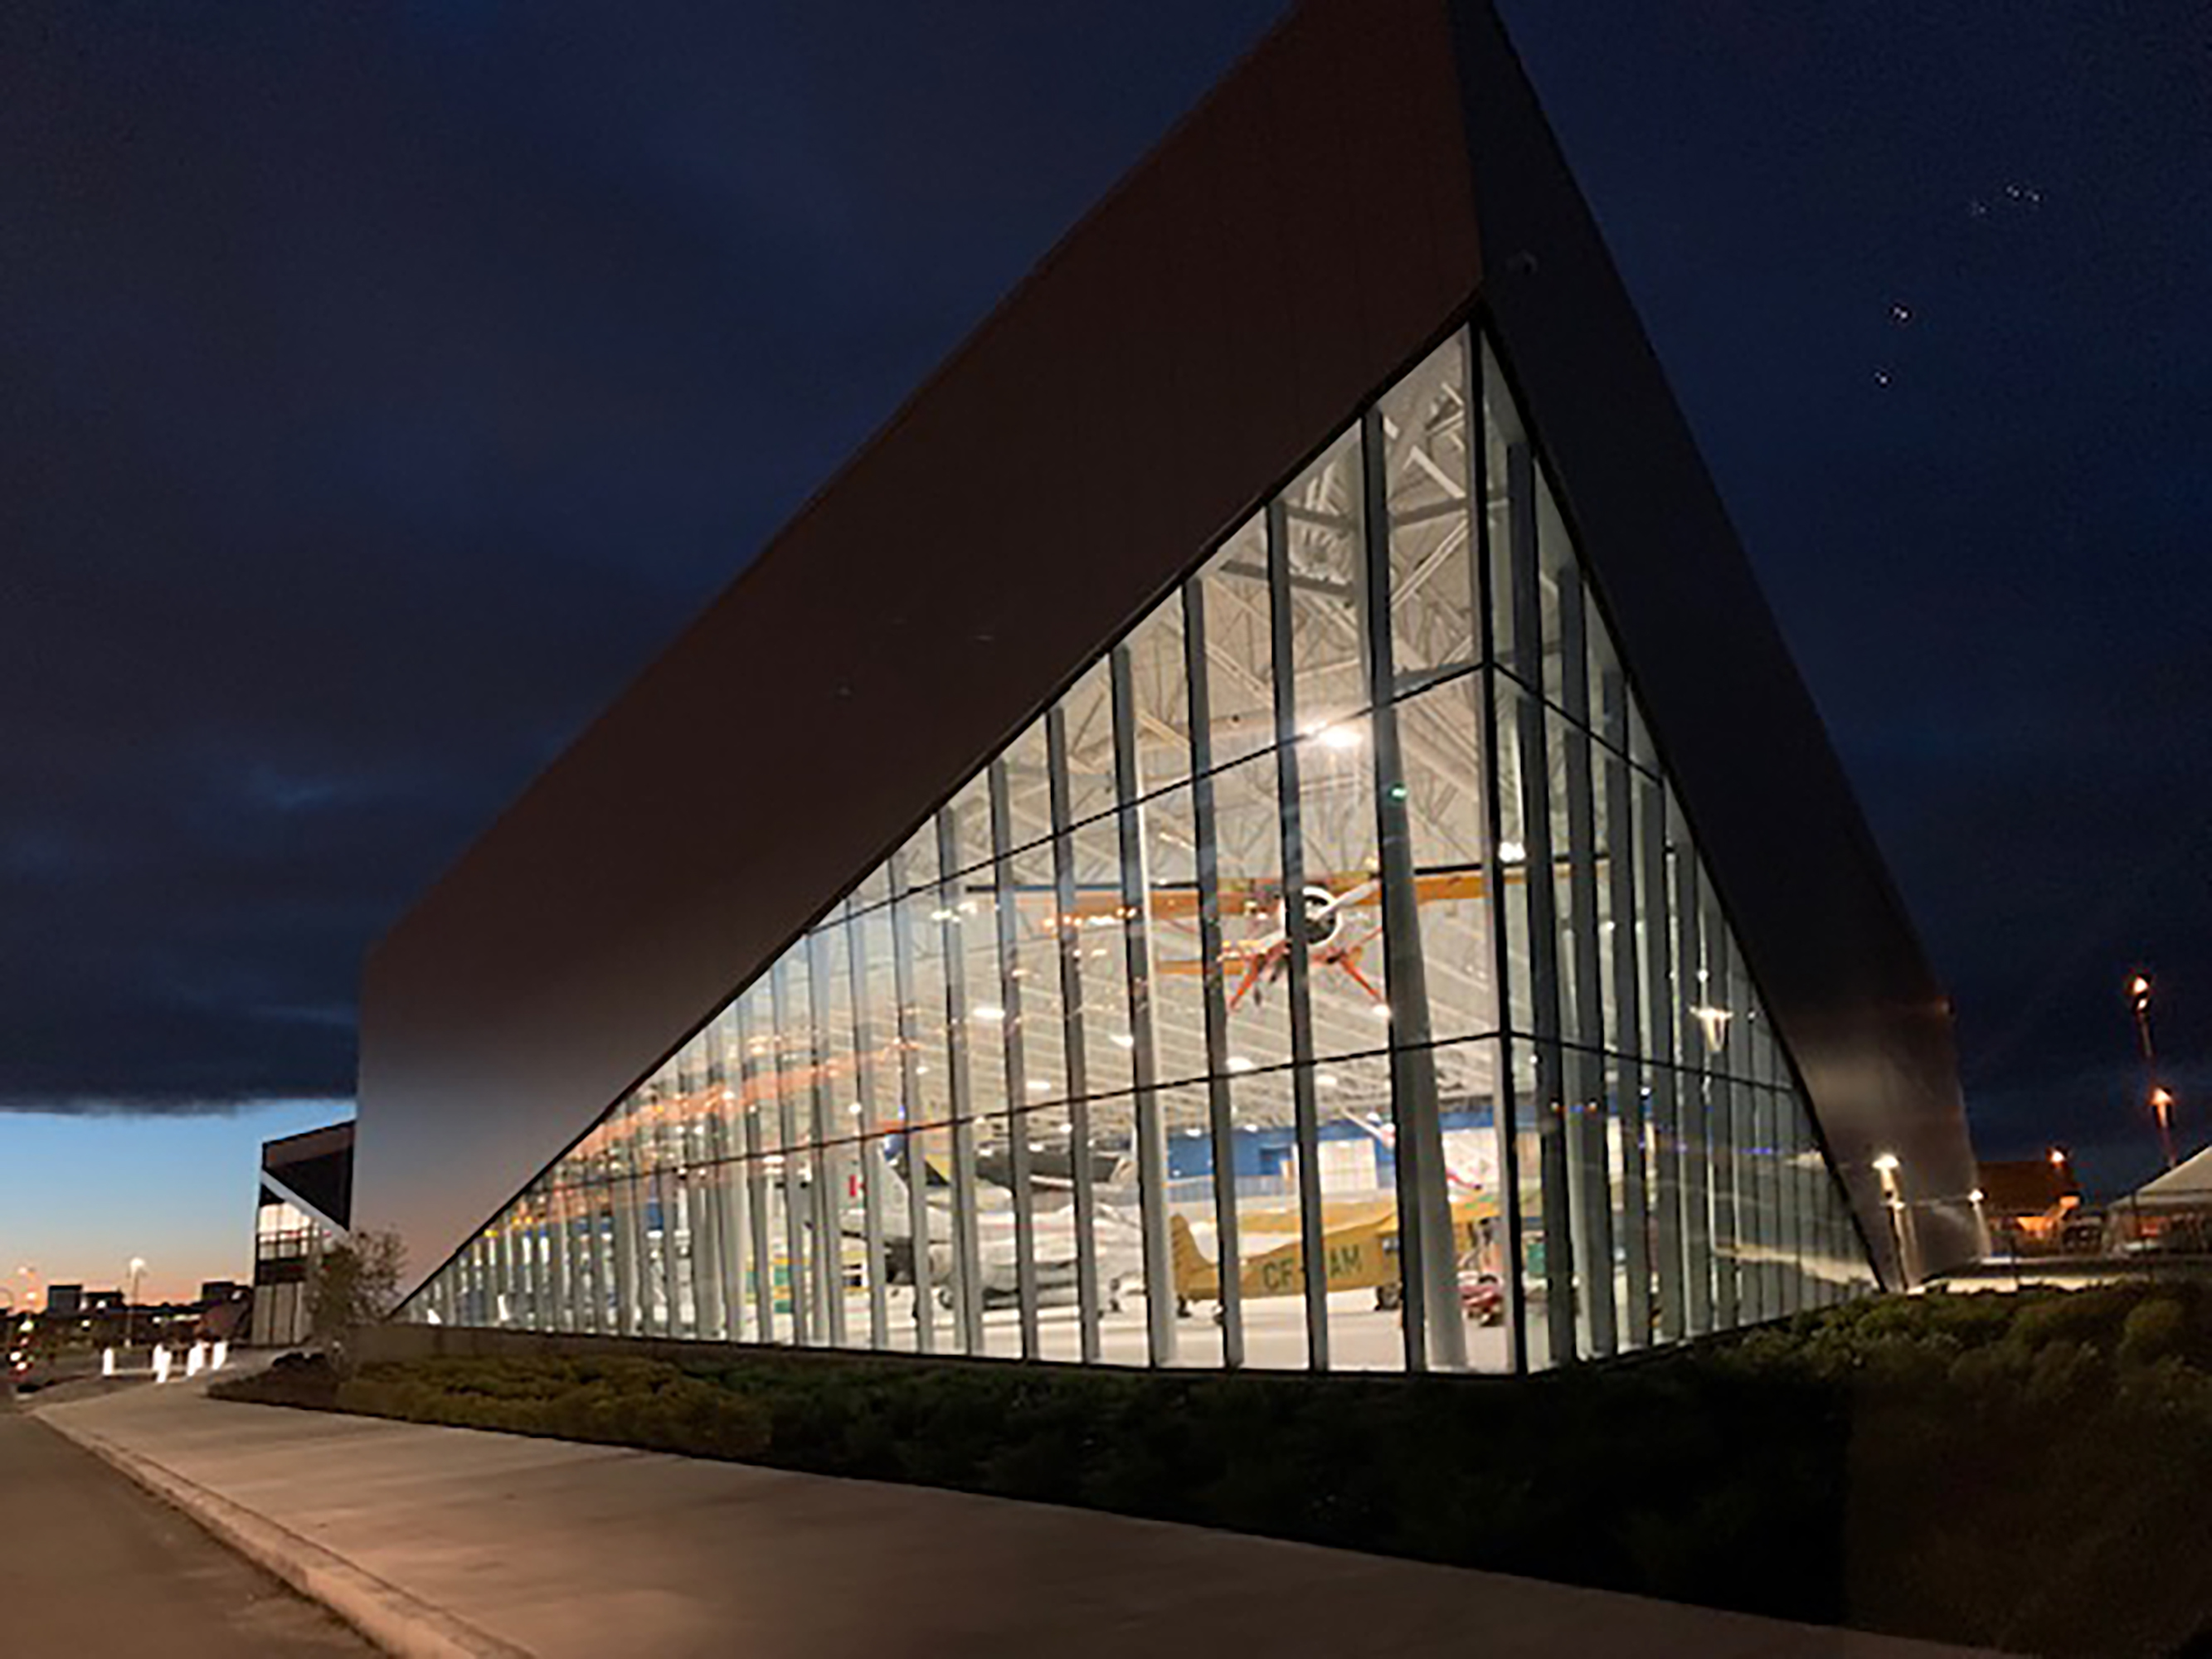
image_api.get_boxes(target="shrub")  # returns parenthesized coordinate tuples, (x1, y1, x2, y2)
(2118, 1297, 2185, 1369)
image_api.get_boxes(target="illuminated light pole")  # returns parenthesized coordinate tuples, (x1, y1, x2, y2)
(1873, 1152, 1914, 1289)
(124, 1258, 147, 1355)
(2130, 974, 2177, 1170)
(2151, 1088, 2178, 1171)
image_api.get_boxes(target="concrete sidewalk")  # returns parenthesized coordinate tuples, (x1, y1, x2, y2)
(36, 1379, 1994, 1659)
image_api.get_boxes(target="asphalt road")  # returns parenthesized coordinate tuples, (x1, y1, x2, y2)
(0, 1394, 372, 1655)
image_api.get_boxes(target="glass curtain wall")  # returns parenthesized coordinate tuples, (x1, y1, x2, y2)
(406, 322, 1879, 1371)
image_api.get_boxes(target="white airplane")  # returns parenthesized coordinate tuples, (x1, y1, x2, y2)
(856, 1148, 1147, 1313)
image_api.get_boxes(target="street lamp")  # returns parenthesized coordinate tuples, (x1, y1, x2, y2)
(2129, 974, 2177, 1170)
(2151, 1088, 2177, 1166)
(1872, 1152, 1914, 1288)
(124, 1258, 147, 1353)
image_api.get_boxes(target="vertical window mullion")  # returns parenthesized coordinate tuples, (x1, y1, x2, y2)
(887, 851, 936, 1355)
(1708, 919, 1741, 1330)
(806, 931, 848, 1349)
(1363, 403, 1461, 1374)
(1674, 844, 1714, 1336)
(1472, 332, 1531, 1375)
(1641, 775, 1685, 1341)
(1603, 746, 1650, 1349)
(685, 1047, 724, 1341)
(1045, 709, 1102, 1362)
(1266, 495, 1331, 1372)
(936, 812, 985, 1354)
(736, 996, 776, 1342)
(1556, 579, 1616, 1360)
(845, 906, 890, 1350)
(768, 961, 812, 1345)
(1111, 645, 1175, 1367)
(988, 762, 1043, 1359)
(1183, 579, 1245, 1367)
(711, 1017, 751, 1343)
(1506, 440, 1578, 1365)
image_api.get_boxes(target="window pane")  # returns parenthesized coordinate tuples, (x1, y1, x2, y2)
(1283, 424, 1369, 732)
(1067, 811, 1135, 1097)
(1310, 1051, 1405, 1371)
(1296, 715, 1390, 1060)
(1189, 517, 1275, 769)
(1379, 329, 1480, 694)
(1209, 750, 1295, 1073)
(1120, 596, 1192, 796)
(1057, 657, 1117, 826)
(1158, 1082, 1225, 1368)
(1224, 1070, 1310, 1370)
(1395, 677, 1495, 1043)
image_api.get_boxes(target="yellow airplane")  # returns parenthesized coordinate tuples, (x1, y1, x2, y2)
(1169, 1192, 1500, 1313)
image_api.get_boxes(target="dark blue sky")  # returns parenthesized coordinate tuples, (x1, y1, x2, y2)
(2, 0, 2206, 1287)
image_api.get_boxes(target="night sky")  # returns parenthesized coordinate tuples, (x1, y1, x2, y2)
(3, 1, 2207, 1296)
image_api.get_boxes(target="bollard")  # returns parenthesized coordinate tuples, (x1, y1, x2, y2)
(153, 1347, 171, 1385)
(101, 1348, 115, 1378)
(186, 1341, 206, 1378)
(211, 1340, 227, 1372)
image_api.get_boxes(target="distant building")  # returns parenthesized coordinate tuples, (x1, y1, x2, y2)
(198, 1280, 246, 1306)
(44, 1284, 83, 1317)
(1976, 1156, 2086, 1256)
(250, 1121, 353, 1346)
(82, 1289, 123, 1311)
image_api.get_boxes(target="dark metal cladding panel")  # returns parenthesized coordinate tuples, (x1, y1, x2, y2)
(358, 0, 1481, 1293)
(1449, 2, 1979, 1282)
(267, 1149, 353, 1230)
(262, 1121, 356, 1228)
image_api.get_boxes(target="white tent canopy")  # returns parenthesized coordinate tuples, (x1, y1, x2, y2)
(2131, 1144, 2212, 1206)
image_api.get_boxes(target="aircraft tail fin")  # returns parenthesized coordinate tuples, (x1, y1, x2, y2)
(1168, 1212, 1219, 1301)
(869, 1144, 915, 1239)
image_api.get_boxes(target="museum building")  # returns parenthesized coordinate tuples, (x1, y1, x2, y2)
(357, 0, 1983, 1374)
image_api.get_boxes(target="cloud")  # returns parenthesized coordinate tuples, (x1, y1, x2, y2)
(0, 0, 1286, 1114)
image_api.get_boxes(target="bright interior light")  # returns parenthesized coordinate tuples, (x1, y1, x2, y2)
(1317, 723, 1361, 751)
(1872, 1151, 1901, 1174)
(1227, 1055, 1257, 1073)
(1968, 1189, 1986, 1204)
(1109, 1032, 1136, 1049)
(1497, 839, 1526, 864)
(970, 1004, 1006, 1023)
(1316, 1073, 1341, 1089)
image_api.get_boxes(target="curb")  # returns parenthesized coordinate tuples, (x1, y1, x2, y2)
(37, 1411, 531, 1659)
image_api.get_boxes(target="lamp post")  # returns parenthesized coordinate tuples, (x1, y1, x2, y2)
(1873, 1152, 1914, 1289)
(2130, 975, 2177, 1170)
(124, 1257, 147, 1355)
